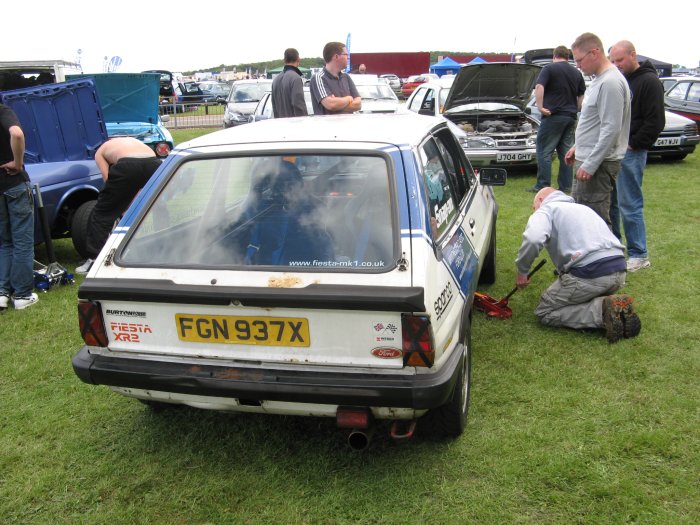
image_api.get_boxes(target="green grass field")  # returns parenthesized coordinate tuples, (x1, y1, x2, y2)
(1, 133, 697, 524)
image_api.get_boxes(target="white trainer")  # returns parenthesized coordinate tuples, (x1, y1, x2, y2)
(75, 258, 94, 274)
(0, 294, 9, 310)
(627, 257, 651, 272)
(13, 293, 39, 310)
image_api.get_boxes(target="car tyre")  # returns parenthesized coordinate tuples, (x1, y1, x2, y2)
(478, 224, 497, 284)
(425, 319, 471, 438)
(71, 200, 96, 259)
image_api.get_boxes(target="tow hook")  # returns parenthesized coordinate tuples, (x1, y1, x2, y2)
(390, 419, 417, 442)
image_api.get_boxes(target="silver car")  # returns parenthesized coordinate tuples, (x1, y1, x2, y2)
(380, 73, 401, 90)
(349, 74, 401, 114)
(222, 79, 272, 127)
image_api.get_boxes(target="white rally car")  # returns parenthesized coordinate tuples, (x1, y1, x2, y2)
(73, 113, 505, 446)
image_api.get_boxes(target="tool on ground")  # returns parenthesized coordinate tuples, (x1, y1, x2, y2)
(33, 183, 74, 291)
(474, 259, 547, 319)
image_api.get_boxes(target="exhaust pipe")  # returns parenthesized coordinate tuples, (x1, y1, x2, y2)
(347, 426, 375, 451)
(336, 406, 374, 451)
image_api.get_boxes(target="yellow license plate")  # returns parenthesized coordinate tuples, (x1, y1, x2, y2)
(175, 314, 310, 347)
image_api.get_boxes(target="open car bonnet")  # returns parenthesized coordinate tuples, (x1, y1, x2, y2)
(72, 73, 161, 125)
(444, 63, 541, 112)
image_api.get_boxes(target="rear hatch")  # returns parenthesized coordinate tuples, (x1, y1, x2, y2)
(0, 78, 107, 164)
(85, 149, 415, 369)
(1, 79, 107, 242)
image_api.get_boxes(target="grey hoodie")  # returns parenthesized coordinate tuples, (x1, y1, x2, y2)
(516, 191, 624, 275)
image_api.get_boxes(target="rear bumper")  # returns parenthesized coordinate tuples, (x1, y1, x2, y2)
(72, 345, 464, 410)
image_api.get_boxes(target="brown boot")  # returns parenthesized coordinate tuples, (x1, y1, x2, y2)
(602, 295, 628, 343)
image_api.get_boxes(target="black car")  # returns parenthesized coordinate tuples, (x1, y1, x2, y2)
(198, 81, 230, 104)
(178, 81, 205, 106)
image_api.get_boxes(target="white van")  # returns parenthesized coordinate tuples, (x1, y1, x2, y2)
(0, 60, 83, 90)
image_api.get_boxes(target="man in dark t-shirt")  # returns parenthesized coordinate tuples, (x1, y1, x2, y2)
(310, 42, 361, 115)
(0, 104, 37, 310)
(529, 46, 586, 193)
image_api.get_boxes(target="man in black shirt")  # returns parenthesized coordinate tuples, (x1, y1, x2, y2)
(529, 46, 586, 193)
(0, 104, 37, 310)
(608, 40, 665, 272)
(271, 48, 308, 118)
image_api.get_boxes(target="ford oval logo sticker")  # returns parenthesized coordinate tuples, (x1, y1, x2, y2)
(371, 347, 402, 359)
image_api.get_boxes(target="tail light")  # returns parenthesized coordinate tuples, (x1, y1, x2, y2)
(154, 142, 171, 157)
(78, 300, 108, 347)
(401, 314, 435, 367)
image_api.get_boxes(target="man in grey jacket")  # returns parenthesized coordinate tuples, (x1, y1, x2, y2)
(564, 33, 630, 227)
(516, 187, 641, 343)
(271, 48, 308, 118)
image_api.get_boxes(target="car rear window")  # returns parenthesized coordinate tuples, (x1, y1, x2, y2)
(119, 155, 395, 271)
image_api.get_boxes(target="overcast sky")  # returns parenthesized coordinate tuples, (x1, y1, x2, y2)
(4, 1, 698, 74)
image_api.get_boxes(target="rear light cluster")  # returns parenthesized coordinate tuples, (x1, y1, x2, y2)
(401, 314, 435, 367)
(78, 300, 108, 347)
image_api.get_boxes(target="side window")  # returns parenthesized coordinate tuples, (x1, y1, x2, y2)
(667, 82, 689, 101)
(688, 82, 700, 102)
(408, 88, 427, 112)
(421, 89, 436, 115)
(433, 128, 473, 203)
(263, 95, 273, 119)
(420, 138, 458, 240)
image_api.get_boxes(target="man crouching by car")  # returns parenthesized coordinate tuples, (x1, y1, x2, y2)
(515, 187, 641, 343)
(76, 137, 162, 274)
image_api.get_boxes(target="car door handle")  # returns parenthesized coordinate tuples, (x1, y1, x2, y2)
(469, 218, 476, 229)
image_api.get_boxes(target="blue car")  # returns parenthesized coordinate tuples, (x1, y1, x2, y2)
(70, 73, 174, 158)
(1, 78, 106, 256)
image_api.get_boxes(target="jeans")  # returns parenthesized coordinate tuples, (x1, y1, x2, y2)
(535, 114, 577, 191)
(0, 182, 35, 298)
(610, 149, 648, 258)
(535, 271, 626, 329)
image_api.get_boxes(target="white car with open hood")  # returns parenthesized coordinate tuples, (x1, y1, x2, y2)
(407, 63, 542, 168)
(72, 113, 505, 447)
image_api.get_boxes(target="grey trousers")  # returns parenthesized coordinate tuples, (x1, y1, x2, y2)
(572, 159, 620, 228)
(535, 271, 626, 329)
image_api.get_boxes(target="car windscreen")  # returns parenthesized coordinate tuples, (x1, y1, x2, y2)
(119, 154, 395, 271)
(355, 84, 397, 101)
(230, 83, 269, 103)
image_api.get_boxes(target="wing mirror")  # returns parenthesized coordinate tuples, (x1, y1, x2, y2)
(478, 167, 507, 186)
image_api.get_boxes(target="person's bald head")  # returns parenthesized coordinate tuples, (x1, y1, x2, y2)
(533, 187, 557, 210)
(609, 40, 639, 75)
